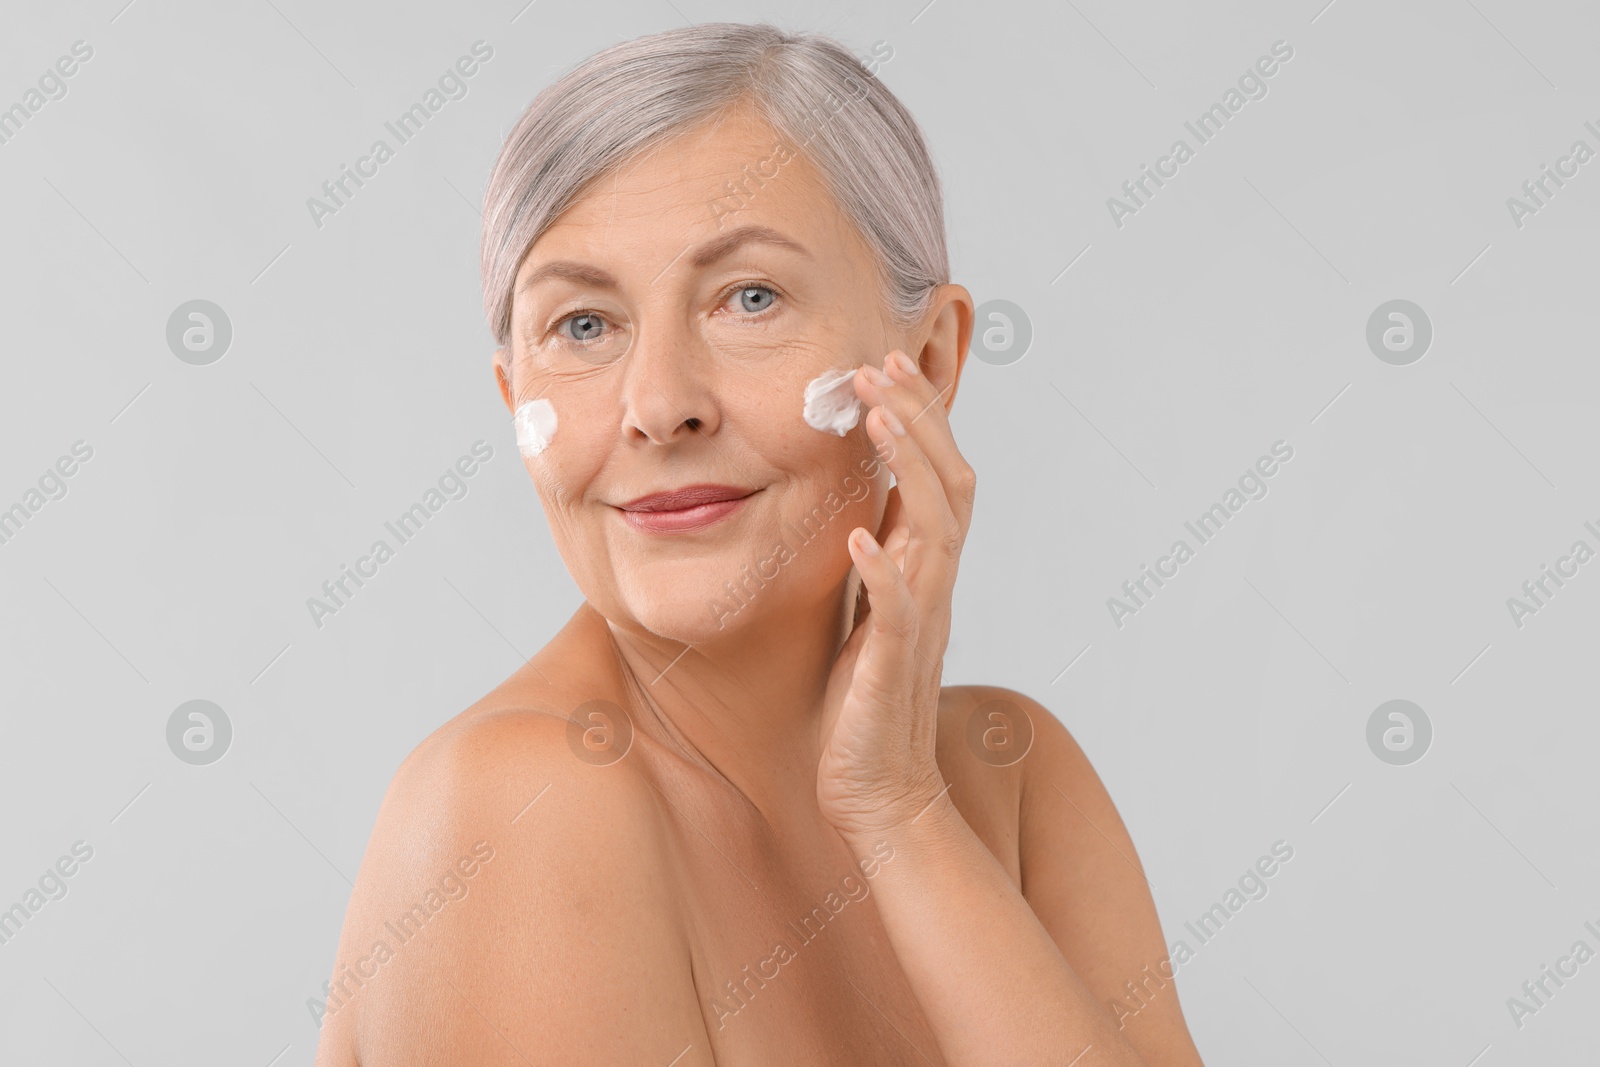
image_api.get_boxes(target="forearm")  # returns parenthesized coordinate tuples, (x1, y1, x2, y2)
(842, 793, 1148, 1067)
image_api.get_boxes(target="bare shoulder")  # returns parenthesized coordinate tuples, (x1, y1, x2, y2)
(935, 683, 1047, 774)
(931, 685, 1036, 869)
(942, 685, 1206, 1066)
(312, 704, 714, 1067)
(933, 684, 1128, 874)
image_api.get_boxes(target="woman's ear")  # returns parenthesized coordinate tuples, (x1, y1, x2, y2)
(913, 284, 974, 414)
(493, 347, 514, 412)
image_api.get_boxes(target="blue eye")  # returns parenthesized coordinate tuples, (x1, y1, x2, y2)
(560, 312, 606, 341)
(736, 286, 776, 313)
(544, 309, 628, 364)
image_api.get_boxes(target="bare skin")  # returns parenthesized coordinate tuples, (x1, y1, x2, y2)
(313, 103, 1206, 1066)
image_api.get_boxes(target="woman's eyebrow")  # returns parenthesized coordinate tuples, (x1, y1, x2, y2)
(687, 224, 811, 268)
(519, 261, 617, 295)
(518, 225, 811, 297)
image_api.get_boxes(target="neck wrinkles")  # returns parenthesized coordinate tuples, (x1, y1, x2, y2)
(599, 578, 860, 821)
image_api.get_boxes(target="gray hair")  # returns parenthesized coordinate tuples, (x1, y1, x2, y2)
(480, 22, 948, 349)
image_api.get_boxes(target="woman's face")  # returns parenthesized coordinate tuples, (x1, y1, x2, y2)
(500, 106, 912, 646)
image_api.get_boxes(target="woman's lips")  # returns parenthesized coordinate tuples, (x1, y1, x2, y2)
(618, 484, 756, 534)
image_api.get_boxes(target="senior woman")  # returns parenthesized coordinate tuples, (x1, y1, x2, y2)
(314, 22, 1204, 1067)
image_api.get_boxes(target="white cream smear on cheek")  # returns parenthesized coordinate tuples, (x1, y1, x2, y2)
(802, 368, 863, 436)
(513, 398, 558, 457)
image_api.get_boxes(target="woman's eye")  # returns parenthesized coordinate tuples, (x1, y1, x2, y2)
(543, 309, 628, 364)
(559, 312, 607, 342)
(730, 285, 778, 315)
(543, 287, 776, 356)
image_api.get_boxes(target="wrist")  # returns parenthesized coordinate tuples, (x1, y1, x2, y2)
(834, 776, 964, 856)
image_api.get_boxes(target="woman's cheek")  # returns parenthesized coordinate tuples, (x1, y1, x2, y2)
(519, 407, 604, 521)
(714, 335, 845, 422)
(513, 396, 559, 457)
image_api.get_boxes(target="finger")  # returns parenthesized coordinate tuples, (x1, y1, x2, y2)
(846, 526, 920, 662)
(885, 351, 977, 535)
(864, 403, 964, 589)
(853, 493, 894, 627)
(885, 524, 911, 572)
(852, 570, 871, 627)
(860, 353, 977, 538)
(874, 485, 909, 570)
(849, 527, 950, 702)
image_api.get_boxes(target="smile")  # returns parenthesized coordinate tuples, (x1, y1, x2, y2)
(617, 484, 757, 534)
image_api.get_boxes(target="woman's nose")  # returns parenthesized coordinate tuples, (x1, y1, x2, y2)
(617, 325, 720, 444)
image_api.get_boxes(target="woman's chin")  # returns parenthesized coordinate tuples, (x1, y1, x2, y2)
(622, 586, 769, 648)
(599, 560, 807, 648)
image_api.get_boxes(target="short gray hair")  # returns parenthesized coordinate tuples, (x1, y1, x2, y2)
(480, 22, 948, 349)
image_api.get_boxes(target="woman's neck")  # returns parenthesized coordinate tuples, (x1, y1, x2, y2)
(583, 586, 858, 824)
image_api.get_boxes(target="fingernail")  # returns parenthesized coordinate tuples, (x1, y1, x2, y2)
(855, 528, 880, 555)
(863, 364, 894, 387)
(879, 405, 907, 436)
(893, 351, 920, 376)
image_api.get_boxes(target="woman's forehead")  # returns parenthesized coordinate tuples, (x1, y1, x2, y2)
(516, 193, 875, 310)
(528, 120, 843, 259)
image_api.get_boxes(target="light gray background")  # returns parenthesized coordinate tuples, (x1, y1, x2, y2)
(2, 0, 1596, 1063)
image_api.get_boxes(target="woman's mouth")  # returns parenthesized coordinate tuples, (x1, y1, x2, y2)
(617, 484, 757, 533)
